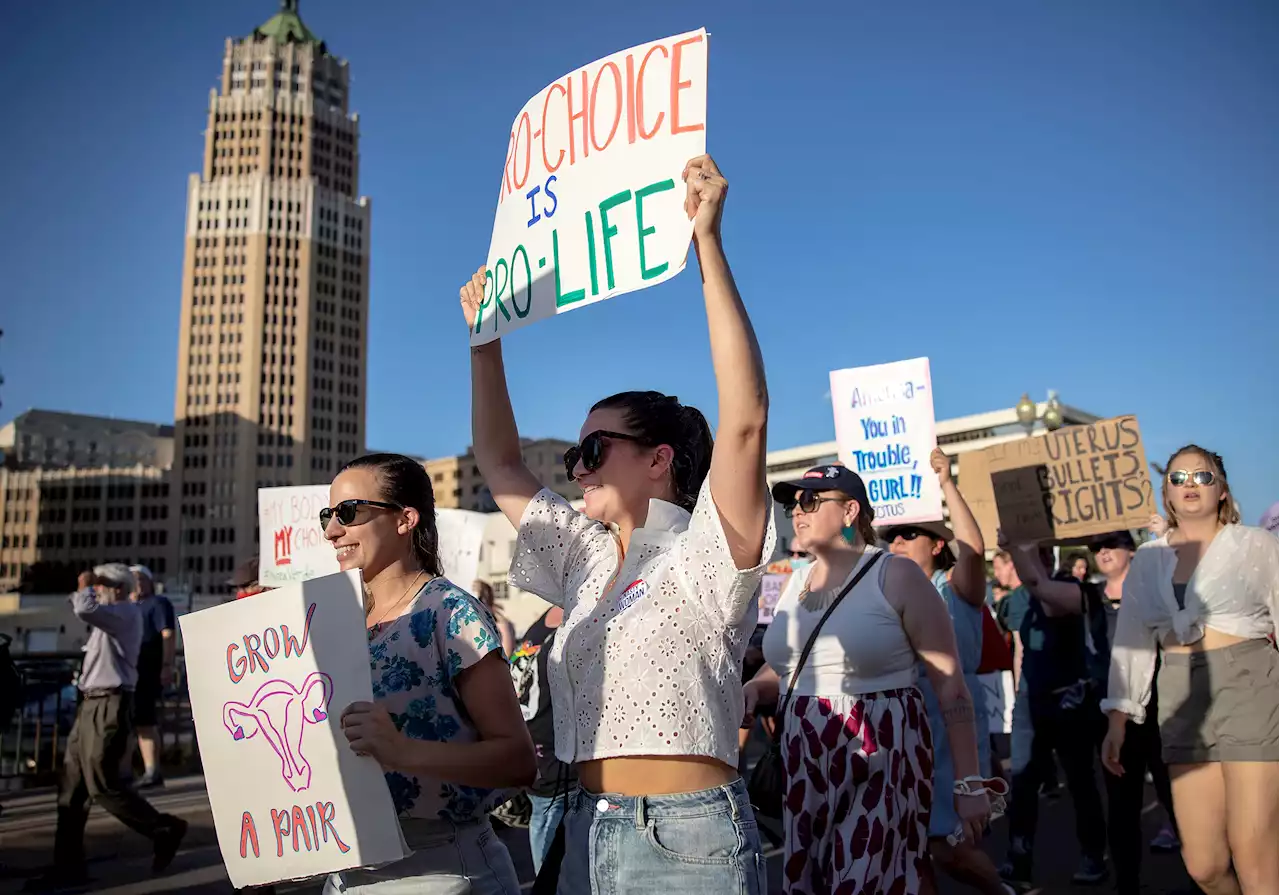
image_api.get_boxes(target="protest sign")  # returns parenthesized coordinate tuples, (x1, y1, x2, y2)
(758, 572, 788, 624)
(958, 416, 1157, 544)
(179, 571, 408, 887)
(470, 29, 708, 345)
(259, 485, 493, 587)
(259, 486, 338, 586)
(829, 358, 942, 526)
(978, 671, 1014, 735)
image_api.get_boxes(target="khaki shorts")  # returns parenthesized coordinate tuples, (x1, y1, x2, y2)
(1158, 638, 1279, 764)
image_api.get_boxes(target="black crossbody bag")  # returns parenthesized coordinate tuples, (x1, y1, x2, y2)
(748, 552, 882, 823)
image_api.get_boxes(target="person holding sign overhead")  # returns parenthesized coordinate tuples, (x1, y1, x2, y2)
(462, 154, 775, 894)
(882, 448, 1011, 895)
(322, 453, 535, 895)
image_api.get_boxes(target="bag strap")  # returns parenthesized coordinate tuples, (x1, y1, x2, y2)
(776, 551, 884, 722)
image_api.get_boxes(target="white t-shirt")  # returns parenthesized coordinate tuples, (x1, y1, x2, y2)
(508, 480, 777, 767)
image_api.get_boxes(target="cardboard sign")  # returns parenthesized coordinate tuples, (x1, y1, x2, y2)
(470, 29, 708, 345)
(179, 571, 409, 887)
(758, 572, 788, 624)
(959, 416, 1157, 544)
(829, 358, 943, 526)
(258, 485, 492, 587)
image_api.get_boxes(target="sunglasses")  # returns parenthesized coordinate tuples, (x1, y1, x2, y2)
(318, 499, 403, 528)
(782, 491, 847, 517)
(888, 529, 928, 542)
(563, 430, 648, 481)
(1168, 469, 1216, 487)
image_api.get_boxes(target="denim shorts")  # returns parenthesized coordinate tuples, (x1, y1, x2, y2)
(557, 778, 767, 895)
(322, 817, 520, 895)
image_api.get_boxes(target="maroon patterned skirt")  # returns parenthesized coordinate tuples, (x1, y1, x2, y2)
(780, 688, 934, 895)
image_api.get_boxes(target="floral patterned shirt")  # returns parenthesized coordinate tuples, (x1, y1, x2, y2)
(367, 576, 504, 823)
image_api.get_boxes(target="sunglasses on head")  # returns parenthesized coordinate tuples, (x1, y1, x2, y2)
(782, 491, 847, 517)
(319, 498, 403, 528)
(563, 430, 648, 481)
(1168, 469, 1216, 487)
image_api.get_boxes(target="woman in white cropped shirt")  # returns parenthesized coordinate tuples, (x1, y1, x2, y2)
(460, 155, 775, 894)
(1103, 445, 1278, 895)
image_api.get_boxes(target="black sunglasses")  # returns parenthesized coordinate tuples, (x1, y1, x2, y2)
(782, 491, 847, 518)
(888, 529, 928, 542)
(1168, 469, 1216, 487)
(319, 499, 403, 528)
(563, 430, 648, 481)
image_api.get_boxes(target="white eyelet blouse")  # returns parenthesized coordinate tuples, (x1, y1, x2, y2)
(508, 480, 777, 767)
(1103, 524, 1279, 724)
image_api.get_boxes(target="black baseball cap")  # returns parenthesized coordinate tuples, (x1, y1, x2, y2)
(1090, 531, 1136, 552)
(772, 465, 872, 515)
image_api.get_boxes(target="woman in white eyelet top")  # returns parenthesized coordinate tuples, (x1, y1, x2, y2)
(1102, 445, 1278, 895)
(460, 155, 776, 894)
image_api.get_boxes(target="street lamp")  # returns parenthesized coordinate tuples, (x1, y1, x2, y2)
(1015, 391, 1064, 434)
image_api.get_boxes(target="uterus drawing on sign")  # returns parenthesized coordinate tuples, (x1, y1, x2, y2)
(223, 672, 333, 792)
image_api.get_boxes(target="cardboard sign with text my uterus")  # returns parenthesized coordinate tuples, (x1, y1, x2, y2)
(470, 29, 708, 344)
(179, 571, 408, 887)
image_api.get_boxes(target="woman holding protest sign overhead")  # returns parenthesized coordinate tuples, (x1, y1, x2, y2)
(461, 154, 775, 894)
(322, 453, 536, 895)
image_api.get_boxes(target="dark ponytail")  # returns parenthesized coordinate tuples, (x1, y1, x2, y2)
(591, 391, 713, 512)
(337, 453, 443, 576)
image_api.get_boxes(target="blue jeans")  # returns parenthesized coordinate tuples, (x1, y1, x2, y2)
(322, 818, 519, 894)
(558, 778, 766, 895)
(528, 793, 566, 875)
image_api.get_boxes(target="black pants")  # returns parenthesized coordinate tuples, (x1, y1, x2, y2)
(1103, 711, 1175, 894)
(54, 691, 174, 869)
(1007, 696, 1108, 865)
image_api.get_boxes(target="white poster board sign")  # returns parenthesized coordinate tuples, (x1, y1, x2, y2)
(470, 29, 708, 345)
(259, 487, 339, 586)
(758, 573, 788, 624)
(829, 357, 943, 526)
(259, 485, 492, 588)
(978, 671, 1014, 735)
(178, 571, 408, 887)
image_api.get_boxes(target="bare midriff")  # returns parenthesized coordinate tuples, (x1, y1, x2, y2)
(579, 754, 740, 797)
(1162, 625, 1254, 653)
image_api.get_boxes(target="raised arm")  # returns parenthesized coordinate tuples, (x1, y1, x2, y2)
(932, 448, 986, 606)
(685, 156, 770, 571)
(461, 267, 543, 528)
(998, 533, 1081, 617)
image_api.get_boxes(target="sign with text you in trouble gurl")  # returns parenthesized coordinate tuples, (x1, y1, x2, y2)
(829, 358, 944, 527)
(180, 571, 408, 887)
(469, 29, 708, 345)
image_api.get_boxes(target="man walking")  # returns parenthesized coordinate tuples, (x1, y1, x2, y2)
(24, 565, 187, 892)
(127, 565, 175, 788)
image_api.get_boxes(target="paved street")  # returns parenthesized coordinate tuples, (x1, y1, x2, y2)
(0, 774, 1196, 894)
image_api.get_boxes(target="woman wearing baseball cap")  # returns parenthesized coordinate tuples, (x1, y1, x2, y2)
(745, 464, 990, 894)
(881, 448, 1010, 895)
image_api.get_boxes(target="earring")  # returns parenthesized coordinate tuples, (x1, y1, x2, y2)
(841, 525, 856, 543)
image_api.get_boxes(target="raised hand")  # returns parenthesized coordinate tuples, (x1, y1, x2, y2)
(459, 266, 487, 332)
(682, 155, 728, 240)
(931, 447, 953, 487)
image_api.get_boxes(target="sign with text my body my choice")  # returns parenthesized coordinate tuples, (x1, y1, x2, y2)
(470, 30, 708, 345)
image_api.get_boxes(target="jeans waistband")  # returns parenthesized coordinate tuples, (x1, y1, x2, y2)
(397, 815, 483, 851)
(81, 687, 125, 698)
(573, 777, 751, 823)
(1162, 637, 1276, 667)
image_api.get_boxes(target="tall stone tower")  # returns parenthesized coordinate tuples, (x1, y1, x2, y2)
(172, 0, 369, 595)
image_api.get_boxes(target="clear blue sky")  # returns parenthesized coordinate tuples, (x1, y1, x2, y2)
(1, 1, 1275, 519)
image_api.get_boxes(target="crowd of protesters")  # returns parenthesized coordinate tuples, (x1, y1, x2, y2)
(19, 155, 1277, 895)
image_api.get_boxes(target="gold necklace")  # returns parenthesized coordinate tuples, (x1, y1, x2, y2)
(367, 570, 425, 629)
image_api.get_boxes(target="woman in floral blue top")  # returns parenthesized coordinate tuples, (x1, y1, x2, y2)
(322, 453, 535, 894)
